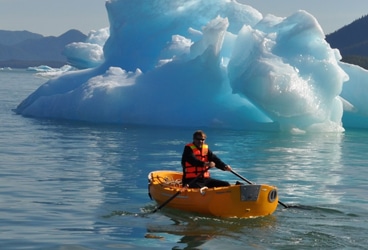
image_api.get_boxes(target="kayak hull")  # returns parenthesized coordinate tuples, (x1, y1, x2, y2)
(148, 170, 279, 218)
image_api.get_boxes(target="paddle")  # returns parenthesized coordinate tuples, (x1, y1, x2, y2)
(230, 169, 289, 208)
(151, 167, 209, 213)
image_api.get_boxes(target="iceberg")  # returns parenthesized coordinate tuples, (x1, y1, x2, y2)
(62, 28, 109, 69)
(26, 65, 56, 72)
(15, 0, 368, 132)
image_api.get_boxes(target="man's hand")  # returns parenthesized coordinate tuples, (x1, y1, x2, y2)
(180, 184, 189, 192)
(205, 161, 215, 168)
(224, 165, 232, 171)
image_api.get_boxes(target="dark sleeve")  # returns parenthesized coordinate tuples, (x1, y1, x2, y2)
(207, 149, 227, 170)
(181, 145, 206, 167)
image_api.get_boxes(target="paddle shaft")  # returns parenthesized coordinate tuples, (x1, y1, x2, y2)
(151, 167, 209, 213)
(230, 170, 288, 208)
(230, 170, 254, 184)
(151, 189, 181, 213)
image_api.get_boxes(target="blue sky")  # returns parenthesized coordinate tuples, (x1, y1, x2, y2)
(0, 0, 367, 36)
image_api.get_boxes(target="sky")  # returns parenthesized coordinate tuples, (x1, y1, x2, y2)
(0, 0, 367, 36)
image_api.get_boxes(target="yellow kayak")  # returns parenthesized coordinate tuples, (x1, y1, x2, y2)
(148, 170, 279, 218)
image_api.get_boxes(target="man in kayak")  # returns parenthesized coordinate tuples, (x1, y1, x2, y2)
(181, 130, 232, 188)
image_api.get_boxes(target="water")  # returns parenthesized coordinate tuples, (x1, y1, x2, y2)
(1, 70, 367, 249)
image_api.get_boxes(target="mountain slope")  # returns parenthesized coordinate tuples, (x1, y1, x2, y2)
(0, 30, 43, 46)
(0, 29, 87, 67)
(326, 15, 368, 57)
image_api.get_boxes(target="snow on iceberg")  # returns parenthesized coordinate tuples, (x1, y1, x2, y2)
(15, 0, 368, 132)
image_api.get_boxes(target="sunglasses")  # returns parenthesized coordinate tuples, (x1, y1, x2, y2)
(195, 138, 206, 141)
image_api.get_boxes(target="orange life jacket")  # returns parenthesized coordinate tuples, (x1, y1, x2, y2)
(184, 143, 210, 179)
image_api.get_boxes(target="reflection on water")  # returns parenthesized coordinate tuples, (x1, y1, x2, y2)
(206, 130, 345, 205)
(262, 132, 344, 205)
(145, 208, 278, 250)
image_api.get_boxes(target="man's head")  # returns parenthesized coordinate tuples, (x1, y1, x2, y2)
(193, 130, 206, 148)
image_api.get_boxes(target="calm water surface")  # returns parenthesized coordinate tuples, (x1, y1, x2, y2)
(0, 70, 367, 249)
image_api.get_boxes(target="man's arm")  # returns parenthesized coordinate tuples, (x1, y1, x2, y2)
(207, 149, 228, 170)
